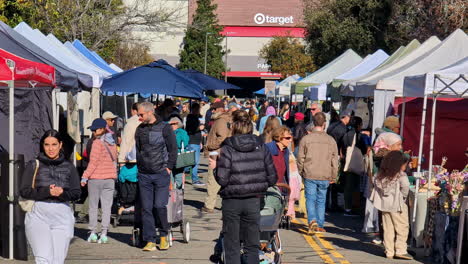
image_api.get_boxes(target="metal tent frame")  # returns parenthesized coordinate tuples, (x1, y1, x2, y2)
(400, 74, 468, 226)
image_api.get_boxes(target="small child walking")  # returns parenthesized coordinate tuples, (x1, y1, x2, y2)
(370, 151, 413, 260)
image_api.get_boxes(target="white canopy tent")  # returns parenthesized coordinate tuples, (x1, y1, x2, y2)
(401, 56, 468, 228)
(295, 49, 362, 98)
(327, 49, 389, 101)
(342, 37, 440, 98)
(340, 39, 422, 97)
(376, 29, 468, 96)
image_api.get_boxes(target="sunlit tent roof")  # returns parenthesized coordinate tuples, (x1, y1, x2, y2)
(46, 34, 113, 78)
(277, 74, 301, 96)
(342, 37, 441, 97)
(0, 21, 92, 91)
(340, 39, 422, 95)
(295, 49, 362, 94)
(14, 22, 105, 88)
(63, 41, 114, 76)
(73, 40, 118, 74)
(376, 29, 468, 96)
(327, 49, 389, 100)
(109, 63, 123, 72)
(403, 56, 468, 97)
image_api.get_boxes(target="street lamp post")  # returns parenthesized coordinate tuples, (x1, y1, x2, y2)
(204, 32, 213, 74)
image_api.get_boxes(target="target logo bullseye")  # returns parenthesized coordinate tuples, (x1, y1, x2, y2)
(254, 13, 266, 24)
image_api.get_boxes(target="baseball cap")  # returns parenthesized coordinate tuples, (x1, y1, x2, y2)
(88, 118, 107, 131)
(201, 96, 209, 102)
(212, 101, 224, 109)
(228, 102, 241, 109)
(340, 109, 352, 118)
(294, 112, 305, 121)
(102, 111, 117, 120)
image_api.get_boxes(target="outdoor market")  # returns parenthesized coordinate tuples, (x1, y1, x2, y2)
(0, 17, 467, 264)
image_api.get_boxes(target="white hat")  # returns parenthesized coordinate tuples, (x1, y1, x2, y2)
(102, 111, 117, 120)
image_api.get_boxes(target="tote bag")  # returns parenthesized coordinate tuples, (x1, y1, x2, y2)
(343, 134, 365, 175)
(19, 160, 39, 212)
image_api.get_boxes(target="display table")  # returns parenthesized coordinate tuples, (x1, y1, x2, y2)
(408, 188, 435, 248)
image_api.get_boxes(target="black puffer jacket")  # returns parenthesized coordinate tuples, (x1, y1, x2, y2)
(215, 134, 277, 199)
(20, 153, 81, 203)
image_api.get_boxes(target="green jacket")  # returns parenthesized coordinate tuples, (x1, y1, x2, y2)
(174, 128, 189, 153)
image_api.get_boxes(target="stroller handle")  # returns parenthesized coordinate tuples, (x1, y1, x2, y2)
(275, 183, 291, 195)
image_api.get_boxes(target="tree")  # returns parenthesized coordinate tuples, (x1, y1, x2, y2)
(259, 36, 317, 78)
(111, 40, 154, 70)
(178, 0, 225, 79)
(303, 0, 392, 67)
(386, 0, 467, 51)
(1, 0, 181, 65)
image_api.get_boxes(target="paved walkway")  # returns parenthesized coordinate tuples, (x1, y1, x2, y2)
(4, 161, 431, 263)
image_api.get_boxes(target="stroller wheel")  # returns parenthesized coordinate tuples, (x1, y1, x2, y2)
(168, 231, 173, 247)
(131, 228, 141, 248)
(111, 216, 118, 228)
(181, 219, 191, 243)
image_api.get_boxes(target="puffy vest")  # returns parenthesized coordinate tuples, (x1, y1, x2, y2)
(136, 121, 169, 174)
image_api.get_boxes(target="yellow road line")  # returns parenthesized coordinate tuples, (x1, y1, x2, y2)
(292, 218, 335, 264)
(295, 217, 351, 264)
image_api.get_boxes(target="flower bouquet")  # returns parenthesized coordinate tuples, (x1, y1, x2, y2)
(434, 158, 468, 215)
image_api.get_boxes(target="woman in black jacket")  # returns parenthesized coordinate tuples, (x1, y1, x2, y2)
(214, 110, 277, 264)
(20, 130, 81, 264)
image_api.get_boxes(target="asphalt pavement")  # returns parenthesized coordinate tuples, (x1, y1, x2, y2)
(3, 160, 432, 264)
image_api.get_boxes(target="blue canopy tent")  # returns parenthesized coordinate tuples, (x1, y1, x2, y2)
(182, 69, 241, 90)
(101, 60, 204, 99)
(72, 40, 118, 74)
(254, 88, 265, 95)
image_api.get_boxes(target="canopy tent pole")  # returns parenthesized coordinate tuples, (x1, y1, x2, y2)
(427, 95, 438, 198)
(412, 94, 428, 221)
(400, 96, 406, 138)
(123, 94, 128, 122)
(134, 93, 138, 103)
(7, 60, 15, 260)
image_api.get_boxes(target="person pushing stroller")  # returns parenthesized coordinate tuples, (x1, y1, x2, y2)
(210, 110, 277, 264)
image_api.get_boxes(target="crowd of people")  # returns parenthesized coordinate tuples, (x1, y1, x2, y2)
(19, 95, 417, 263)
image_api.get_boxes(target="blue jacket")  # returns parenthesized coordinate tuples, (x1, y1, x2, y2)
(265, 141, 290, 184)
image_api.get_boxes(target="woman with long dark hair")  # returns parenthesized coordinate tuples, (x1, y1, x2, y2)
(213, 110, 277, 264)
(370, 151, 412, 260)
(20, 129, 81, 264)
(341, 116, 367, 216)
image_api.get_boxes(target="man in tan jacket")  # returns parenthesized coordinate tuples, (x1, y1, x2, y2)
(297, 112, 338, 235)
(201, 101, 232, 213)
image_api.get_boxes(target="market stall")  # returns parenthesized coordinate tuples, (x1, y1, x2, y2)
(402, 55, 468, 263)
(0, 48, 56, 260)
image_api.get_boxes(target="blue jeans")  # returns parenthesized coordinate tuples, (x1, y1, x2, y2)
(188, 144, 201, 182)
(138, 172, 170, 241)
(304, 178, 329, 227)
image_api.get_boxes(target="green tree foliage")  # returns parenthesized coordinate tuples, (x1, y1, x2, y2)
(303, 0, 392, 67)
(0, 0, 179, 68)
(260, 36, 317, 78)
(178, 0, 225, 79)
(386, 0, 467, 51)
(304, 0, 467, 67)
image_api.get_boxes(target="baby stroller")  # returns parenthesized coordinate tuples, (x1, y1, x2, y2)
(131, 172, 191, 247)
(211, 184, 290, 264)
(111, 164, 138, 227)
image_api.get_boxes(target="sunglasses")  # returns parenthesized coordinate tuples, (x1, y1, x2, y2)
(281, 136, 292, 140)
(170, 123, 178, 126)
(311, 108, 317, 111)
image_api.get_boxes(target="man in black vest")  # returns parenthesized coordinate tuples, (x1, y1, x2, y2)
(135, 102, 177, 252)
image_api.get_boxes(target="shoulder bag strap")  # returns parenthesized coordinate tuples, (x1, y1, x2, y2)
(101, 138, 115, 162)
(31, 159, 39, 188)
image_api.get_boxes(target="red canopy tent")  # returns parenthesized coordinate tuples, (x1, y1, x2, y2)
(0, 48, 55, 260)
